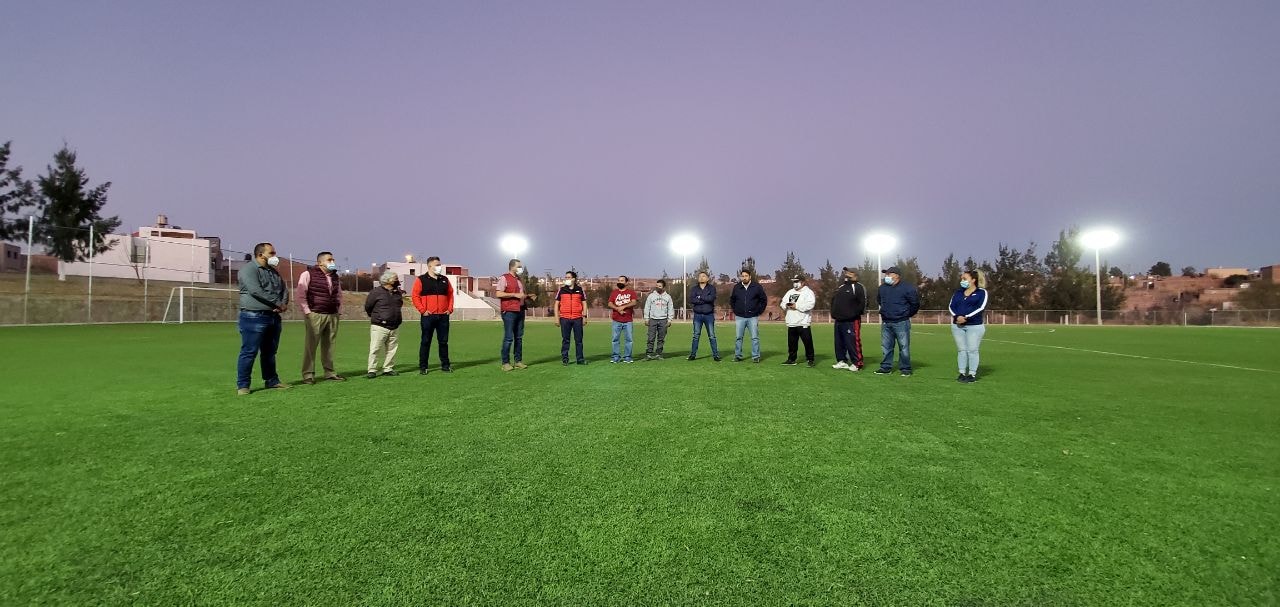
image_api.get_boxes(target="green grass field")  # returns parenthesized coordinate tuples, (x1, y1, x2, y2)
(2, 321, 1277, 606)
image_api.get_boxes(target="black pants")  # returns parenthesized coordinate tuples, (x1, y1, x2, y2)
(834, 319, 863, 367)
(419, 314, 451, 370)
(787, 326, 815, 362)
(560, 317, 585, 362)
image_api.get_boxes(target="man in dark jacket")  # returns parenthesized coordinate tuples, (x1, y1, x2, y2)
(364, 271, 405, 378)
(729, 269, 768, 362)
(875, 266, 920, 376)
(687, 271, 721, 361)
(830, 267, 867, 371)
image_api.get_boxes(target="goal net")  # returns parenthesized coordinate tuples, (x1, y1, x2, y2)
(162, 286, 241, 323)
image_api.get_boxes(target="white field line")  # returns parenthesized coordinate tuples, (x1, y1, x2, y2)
(985, 338, 1280, 374)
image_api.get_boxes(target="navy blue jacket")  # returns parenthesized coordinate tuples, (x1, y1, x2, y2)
(949, 288, 988, 326)
(730, 280, 768, 318)
(689, 283, 717, 315)
(877, 281, 920, 322)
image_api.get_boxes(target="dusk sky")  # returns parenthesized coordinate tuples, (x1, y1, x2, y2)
(3, 1, 1278, 278)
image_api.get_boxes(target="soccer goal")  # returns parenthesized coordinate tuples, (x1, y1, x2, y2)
(162, 286, 241, 324)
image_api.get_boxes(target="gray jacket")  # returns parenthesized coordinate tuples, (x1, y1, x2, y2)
(239, 263, 288, 311)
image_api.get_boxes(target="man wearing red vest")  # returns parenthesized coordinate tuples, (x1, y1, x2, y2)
(295, 251, 345, 384)
(412, 256, 454, 374)
(496, 258, 536, 371)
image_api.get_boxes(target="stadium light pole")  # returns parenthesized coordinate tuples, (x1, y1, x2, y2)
(1080, 228, 1121, 326)
(669, 234, 700, 321)
(862, 232, 897, 276)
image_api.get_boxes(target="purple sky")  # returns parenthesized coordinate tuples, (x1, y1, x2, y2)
(4, 1, 1278, 278)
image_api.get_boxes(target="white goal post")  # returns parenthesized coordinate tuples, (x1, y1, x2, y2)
(163, 286, 240, 324)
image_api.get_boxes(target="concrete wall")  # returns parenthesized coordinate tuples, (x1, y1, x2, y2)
(59, 234, 213, 283)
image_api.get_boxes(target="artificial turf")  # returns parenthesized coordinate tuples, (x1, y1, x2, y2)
(1, 321, 1277, 605)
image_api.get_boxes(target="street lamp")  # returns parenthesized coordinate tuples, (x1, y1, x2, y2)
(1080, 228, 1121, 326)
(670, 233, 700, 321)
(862, 232, 897, 275)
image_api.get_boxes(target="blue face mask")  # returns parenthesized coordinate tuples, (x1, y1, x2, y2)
(325, 262, 337, 271)
(883, 276, 894, 285)
(960, 280, 971, 289)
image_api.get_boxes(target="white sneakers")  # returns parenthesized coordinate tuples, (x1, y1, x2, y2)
(832, 361, 850, 370)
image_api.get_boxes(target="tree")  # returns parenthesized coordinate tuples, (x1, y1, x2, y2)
(0, 141, 39, 243)
(739, 256, 757, 277)
(988, 242, 1043, 310)
(1180, 266, 1198, 278)
(1108, 266, 1124, 279)
(695, 256, 711, 277)
(35, 145, 121, 262)
(1040, 227, 1125, 312)
(772, 251, 808, 298)
(814, 259, 839, 310)
(1149, 261, 1172, 277)
(920, 253, 963, 309)
(1235, 282, 1280, 310)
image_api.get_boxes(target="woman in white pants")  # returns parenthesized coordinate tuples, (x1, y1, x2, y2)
(948, 270, 989, 383)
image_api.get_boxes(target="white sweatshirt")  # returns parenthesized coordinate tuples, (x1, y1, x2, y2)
(781, 286, 816, 327)
(644, 291, 675, 320)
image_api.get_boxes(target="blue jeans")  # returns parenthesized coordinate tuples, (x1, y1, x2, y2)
(735, 316, 760, 359)
(691, 312, 719, 358)
(879, 319, 912, 372)
(611, 321, 634, 361)
(951, 323, 986, 375)
(237, 310, 282, 389)
(500, 311, 525, 364)
(560, 317, 585, 363)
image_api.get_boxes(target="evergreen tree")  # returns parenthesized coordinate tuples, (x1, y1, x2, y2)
(772, 251, 808, 297)
(814, 259, 839, 310)
(0, 141, 40, 243)
(36, 145, 121, 262)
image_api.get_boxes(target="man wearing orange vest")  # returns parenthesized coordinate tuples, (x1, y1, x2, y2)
(554, 270, 589, 365)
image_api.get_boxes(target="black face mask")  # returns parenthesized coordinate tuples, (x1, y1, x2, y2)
(617, 283, 625, 289)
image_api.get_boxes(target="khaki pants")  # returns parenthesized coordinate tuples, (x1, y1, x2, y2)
(302, 312, 340, 379)
(369, 324, 399, 373)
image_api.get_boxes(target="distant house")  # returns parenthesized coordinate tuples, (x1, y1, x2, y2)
(1260, 264, 1279, 284)
(58, 223, 215, 283)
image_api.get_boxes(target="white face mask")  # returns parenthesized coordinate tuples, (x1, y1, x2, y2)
(325, 262, 337, 271)
(883, 276, 894, 285)
(563, 279, 573, 287)
(430, 265, 441, 275)
(266, 256, 280, 268)
(514, 267, 524, 275)
(960, 280, 971, 289)
(793, 282, 802, 289)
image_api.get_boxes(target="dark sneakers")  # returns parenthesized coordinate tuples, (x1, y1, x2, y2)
(734, 356, 744, 362)
(713, 356, 722, 362)
(964, 374, 978, 383)
(441, 367, 453, 373)
(782, 359, 798, 366)
(874, 368, 893, 375)
(957, 374, 967, 382)
(806, 360, 816, 368)
(687, 355, 696, 361)
(384, 370, 400, 377)
(752, 357, 761, 364)
(366, 372, 377, 379)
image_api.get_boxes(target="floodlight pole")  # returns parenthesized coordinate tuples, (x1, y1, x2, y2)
(682, 254, 688, 321)
(1094, 247, 1103, 326)
(23, 215, 33, 325)
(88, 223, 94, 323)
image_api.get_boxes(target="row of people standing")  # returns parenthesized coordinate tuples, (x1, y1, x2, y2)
(233, 246, 459, 393)
(233, 247, 989, 393)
